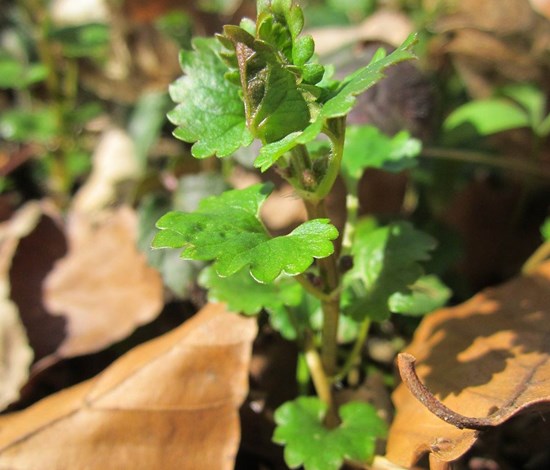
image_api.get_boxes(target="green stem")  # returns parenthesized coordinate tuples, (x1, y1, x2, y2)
(295, 274, 333, 303)
(314, 117, 346, 200)
(332, 319, 371, 383)
(304, 199, 341, 376)
(303, 333, 333, 410)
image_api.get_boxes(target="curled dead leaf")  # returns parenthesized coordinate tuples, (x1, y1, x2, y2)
(42, 206, 163, 361)
(386, 261, 550, 467)
(0, 201, 65, 409)
(0, 303, 257, 469)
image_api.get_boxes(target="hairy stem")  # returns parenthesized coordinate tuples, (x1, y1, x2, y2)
(304, 199, 341, 376)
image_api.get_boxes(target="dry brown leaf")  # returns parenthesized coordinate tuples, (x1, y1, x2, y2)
(426, 0, 550, 97)
(434, 0, 535, 35)
(0, 300, 32, 410)
(0, 202, 65, 408)
(0, 303, 257, 469)
(386, 261, 550, 467)
(72, 128, 141, 214)
(42, 206, 163, 360)
(310, 10, 414, 56)
(531, 0, 550, 19)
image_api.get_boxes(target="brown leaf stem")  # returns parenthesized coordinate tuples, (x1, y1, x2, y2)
(397, 353, 502, 430)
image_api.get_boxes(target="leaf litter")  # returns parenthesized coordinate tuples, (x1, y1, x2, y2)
(386, 261, 550, 467)
(0, 303, 257, 469)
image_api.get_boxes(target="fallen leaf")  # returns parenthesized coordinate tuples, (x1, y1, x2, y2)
(386, 261, 550, 466)
(72, 128, 141, 214)
(426, 0, 550, 98)
(0, 205, 36, 409)
(42, 206, 163, 360)
(0, 202, 66, 391)
(80, 3, 181, 103)
(0, 303, 257, 469)
(434, 0, 535, 35)
(50, 0, 109, 25)
(310, 10, 414, 56)
(0, 300, 32, 411)
(531, 0, 550, 19)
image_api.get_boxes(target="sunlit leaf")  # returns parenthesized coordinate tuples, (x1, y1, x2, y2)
(152, 183, 338, 283)
(168, 37, 253, 158)
(389, 275, 451, 316)
(222, 25, 311, 143)
(342, 220, 436, 321)
(255, 34, 417, 170)
(273, 397, 387, 470)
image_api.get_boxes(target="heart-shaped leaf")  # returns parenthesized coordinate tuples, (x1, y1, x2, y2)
(273, 397, 387, 470)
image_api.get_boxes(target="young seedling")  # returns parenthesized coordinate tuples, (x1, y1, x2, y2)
(152, 1, 449, 468)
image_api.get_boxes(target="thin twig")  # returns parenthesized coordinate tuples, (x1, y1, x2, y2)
(397, 353, 502, 430)
(421, 147, 550, 180)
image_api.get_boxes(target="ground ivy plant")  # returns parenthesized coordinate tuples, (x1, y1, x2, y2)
(152, 1, 449, 468)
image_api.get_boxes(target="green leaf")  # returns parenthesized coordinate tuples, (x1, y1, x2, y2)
(273, 397, 387, 470)
(499, 83, 545, 129)
(199, 266, 302, 315)
(152, 183, 338, 283)
(444, 99, 530, 136)
(128, 91, 171, 168)
(138, 173, 227, 298)
(197, 0, 242, 15)
(255, 33, 417, 171)
(138, 195, 200, 299)
(327, 0, 376, 18)
(47, 23, 110, 59)
(167, 37, 253, 158)
(342, 220, 437, 321)
(321, 34, 416, 118)
(0, 53, 48, 89)
(389, 274, 451, 316)
(268, 289, 320, 340)
(0, 108, 58, 143)
(342, 125, 421, 180)
(223, 25, 311, 143)
(541, 217, 550, 241)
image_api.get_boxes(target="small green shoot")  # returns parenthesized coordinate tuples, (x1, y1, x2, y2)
(153, 1, 449, 468)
